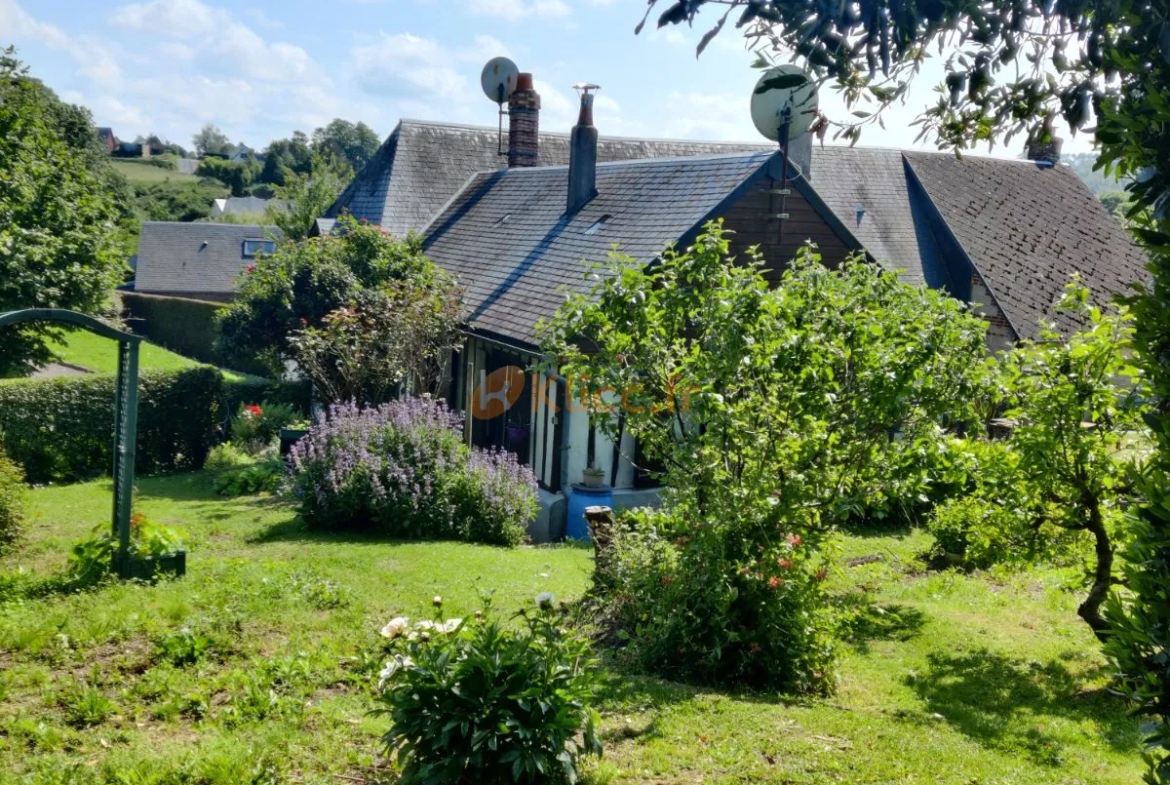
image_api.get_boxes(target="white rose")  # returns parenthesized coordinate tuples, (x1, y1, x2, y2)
(380, 617, 410, 639)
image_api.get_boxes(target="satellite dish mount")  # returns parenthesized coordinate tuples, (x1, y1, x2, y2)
(481, 56, 520, 157)
(749, 65, 819, 245)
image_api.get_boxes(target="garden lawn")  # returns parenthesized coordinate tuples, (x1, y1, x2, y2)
(110, 160, 198, 185)
(48, 330, 263, 384)
(0, 477, 1146, 785)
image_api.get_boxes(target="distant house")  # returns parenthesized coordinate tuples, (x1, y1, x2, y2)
(209, 196, 283, 220)
(133, 222, 282, 302)
(227, 144, 263, 164)
(97, 127, 116, 154)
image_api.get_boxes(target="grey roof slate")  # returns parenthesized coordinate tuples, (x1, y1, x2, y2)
(422, 152, 776, 345)
(902, 152, 1149, 336)
(327, 119, 772, 237)
(134, 222, 282, 297)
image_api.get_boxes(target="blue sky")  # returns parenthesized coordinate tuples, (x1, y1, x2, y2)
(0, 0, 1092, 157)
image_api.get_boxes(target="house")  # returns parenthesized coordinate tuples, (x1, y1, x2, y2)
(227, 144, 263, 164)
(383, 79, 1146, 538)
(210, 196, 283, 220)
(133, 222, 282, 302)
(97, 127, 116, 154)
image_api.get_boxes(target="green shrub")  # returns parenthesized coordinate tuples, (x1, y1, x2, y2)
(69, 513, 187, 584)
(120, 292, 224, 366)
(597, 505, 837, 693)
(221, 376, 311, 425)
(374, 595, 602, 785)
(212, 456, 285, 497)
(0, 448, 27, 554)
(204, 441, 251, 471)
(290, 400, 535, 547)
(0, 365, 223, 483)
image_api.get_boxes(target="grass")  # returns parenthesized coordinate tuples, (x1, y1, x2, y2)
(0, 476, 1147, 784)
(47, 330, 264, 384)
(111, 159, 198, 186)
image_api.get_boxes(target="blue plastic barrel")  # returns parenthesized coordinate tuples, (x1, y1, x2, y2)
(566, 484, 614, 541)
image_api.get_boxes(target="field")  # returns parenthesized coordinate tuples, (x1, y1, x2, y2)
(0, 474, 1145, 785)
(111, 159, 198, 186)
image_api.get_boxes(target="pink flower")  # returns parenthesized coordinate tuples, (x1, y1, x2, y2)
(777, 558, 793, 570)
(245, 263, 256, 273)
(786, 534, 802, 547)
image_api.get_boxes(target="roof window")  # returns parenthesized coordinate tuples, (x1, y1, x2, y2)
(585, 214, 612, 235)
(242, 239, 277, 258)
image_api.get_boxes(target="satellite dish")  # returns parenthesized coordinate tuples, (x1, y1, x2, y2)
(750, 65, 818, 142)
(481, 57, 519, 105)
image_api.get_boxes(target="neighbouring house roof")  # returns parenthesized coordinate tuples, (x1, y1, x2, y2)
(326, 119, 772, 237)
(134, 222, 282, 298)
(421, 143, 1146, 349)
(421, 151, 777, 345)
(311, 217, 337, 237)
(210, 195, 282, 219)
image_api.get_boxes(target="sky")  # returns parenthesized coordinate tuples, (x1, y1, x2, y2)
(0, 0, 1095, 158)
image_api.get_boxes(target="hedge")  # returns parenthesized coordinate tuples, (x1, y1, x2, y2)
(120, 292, 222, 366)
(0, 367, 223, 484)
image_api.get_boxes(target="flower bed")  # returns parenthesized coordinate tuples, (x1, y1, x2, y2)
(289, 399, 537, 546)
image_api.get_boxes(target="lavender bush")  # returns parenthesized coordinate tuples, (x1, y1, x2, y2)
(289, 399, 536, 546)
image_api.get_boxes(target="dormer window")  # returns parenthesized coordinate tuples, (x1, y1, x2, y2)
(242, 239, 276, 258)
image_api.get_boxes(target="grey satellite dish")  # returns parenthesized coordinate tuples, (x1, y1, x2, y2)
(481, 57, 519, 105)
(750, 65, 818, 142)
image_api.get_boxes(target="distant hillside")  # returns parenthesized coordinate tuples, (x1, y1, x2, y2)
(1063, 152, 1128, 194)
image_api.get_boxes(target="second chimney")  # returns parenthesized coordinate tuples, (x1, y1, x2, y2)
(508, 73, 540, 168)
(567, 86, 599, 214)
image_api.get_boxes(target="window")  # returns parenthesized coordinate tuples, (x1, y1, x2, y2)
(584, 214, 612, 235)
(242, 239, 276, 258)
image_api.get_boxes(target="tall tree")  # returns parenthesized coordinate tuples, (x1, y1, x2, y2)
(265, 153, 352, 242)
(313, 119, 381, 172)
(636, 1, 1169, 779)
(192, 124, 232, 158)
(0, 48, 128, 376)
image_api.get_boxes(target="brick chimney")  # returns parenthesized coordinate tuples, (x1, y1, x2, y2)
(508, 73, 540, 168)
(1026, 133, 1062, 166)
(567, 85, 599, 215)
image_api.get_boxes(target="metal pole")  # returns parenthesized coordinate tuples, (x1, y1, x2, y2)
(113, 340, 140, 578)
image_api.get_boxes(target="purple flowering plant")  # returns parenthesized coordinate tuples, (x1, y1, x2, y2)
(289, 398, 536, 546)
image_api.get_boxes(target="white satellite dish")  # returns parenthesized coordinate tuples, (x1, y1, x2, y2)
(750, 65, 818, 142)
(481, 57, 519, 105)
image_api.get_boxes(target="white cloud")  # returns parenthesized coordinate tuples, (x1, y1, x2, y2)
(461, 0, 571, 22)
(0, 0, 123, 86)
(112, 0, 318, 83)
(661, 91, 758, 141)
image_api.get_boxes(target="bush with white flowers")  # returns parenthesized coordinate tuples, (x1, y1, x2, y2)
(373, 594, 603, 785)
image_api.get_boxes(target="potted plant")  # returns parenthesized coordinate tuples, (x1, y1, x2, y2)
(280, 419, 312, 457)
(582, 465, 606, 487)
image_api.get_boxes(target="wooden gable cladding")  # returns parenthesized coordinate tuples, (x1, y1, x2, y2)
(719, 175, 855, 282)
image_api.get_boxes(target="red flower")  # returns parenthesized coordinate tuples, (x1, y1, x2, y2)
(777, 558, 793, 570)
(815, 569, 828, 582)
(299, 317, 308, 327)
(786, 534, 802, 547)
(245, 263, 256, 273)
(767, 576, 783, 590)
(246, 405, 263, 417)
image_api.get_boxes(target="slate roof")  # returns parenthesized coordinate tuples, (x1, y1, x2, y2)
(422, 143, 1146, 346)
(901, 151, 1148, 337)
(421, 151, 777, 345)
(134, 222, 282, 298)
(326, 119, 772, 237)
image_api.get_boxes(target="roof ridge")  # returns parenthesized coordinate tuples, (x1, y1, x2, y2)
(456, 150, 777, 179)
(398, 118, 771, 147)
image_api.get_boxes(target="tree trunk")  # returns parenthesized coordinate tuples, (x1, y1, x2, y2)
(1077, 500, 1114, 643)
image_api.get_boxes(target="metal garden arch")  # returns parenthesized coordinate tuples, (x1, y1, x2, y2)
(0, 308, 147, 578)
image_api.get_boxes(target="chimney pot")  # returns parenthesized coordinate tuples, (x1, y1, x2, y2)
(508, 73, 540, 168)
(1026, 134, 1062, 166)
(567, 87, 599, 215)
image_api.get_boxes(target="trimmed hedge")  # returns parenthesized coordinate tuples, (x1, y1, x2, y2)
(0, 367, 223, 484)
(120, 292, 222, 365)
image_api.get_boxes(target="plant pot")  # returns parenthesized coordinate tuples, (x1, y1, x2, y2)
(506, 424, 530, 444)
(582, 467, 606, 488)
(279, 427, 309, 457)
(117, 550, 187, 581)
